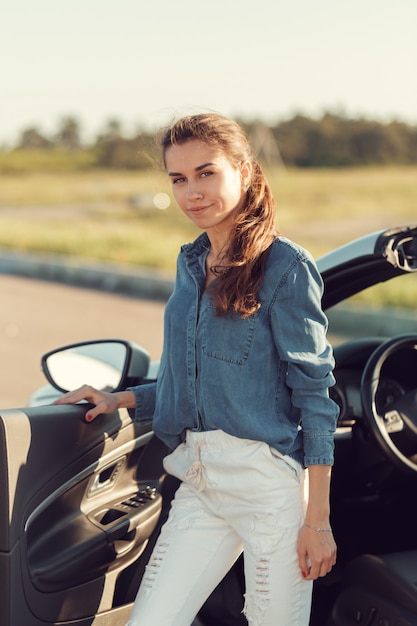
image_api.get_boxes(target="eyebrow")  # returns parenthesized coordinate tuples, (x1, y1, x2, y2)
(168, 162, 215, 177)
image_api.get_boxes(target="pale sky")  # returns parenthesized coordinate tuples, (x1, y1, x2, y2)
(1, 0, 416, 145)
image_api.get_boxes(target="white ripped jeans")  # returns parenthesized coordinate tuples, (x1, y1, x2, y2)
(126, 429, 312, 626)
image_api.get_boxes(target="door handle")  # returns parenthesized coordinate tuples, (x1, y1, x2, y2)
(89, 459, 125, 494)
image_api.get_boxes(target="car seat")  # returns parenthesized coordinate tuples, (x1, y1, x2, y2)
(327, 550, 417, 625)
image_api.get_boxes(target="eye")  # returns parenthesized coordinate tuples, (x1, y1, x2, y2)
(200, 170, 213, 178)
(171, 176, 185, 185)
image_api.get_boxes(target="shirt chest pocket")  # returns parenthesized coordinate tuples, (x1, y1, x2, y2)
(199, 305, 258, 365)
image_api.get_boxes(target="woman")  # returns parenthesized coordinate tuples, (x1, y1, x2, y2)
(54, 113, 338, 625)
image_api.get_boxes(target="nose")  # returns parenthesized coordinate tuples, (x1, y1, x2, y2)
(186, 183, 203, 201)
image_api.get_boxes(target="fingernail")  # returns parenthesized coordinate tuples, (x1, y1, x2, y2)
(302, 571, 307, 578)
(85, 414, 93, 422)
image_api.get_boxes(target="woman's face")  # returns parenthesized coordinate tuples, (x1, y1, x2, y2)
(164, 140, 250, 242)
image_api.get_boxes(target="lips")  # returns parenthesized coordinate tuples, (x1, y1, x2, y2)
(188, 205, 211, 215)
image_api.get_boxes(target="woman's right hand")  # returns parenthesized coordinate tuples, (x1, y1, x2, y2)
(53, 385, 135, 422)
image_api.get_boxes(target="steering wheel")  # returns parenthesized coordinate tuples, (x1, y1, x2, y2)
(361, 335, 417, 475)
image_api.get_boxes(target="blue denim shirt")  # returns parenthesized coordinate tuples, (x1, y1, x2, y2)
(130, 233, 339, 467)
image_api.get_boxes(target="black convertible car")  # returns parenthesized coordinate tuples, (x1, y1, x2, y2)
(1, 223, 417, 626)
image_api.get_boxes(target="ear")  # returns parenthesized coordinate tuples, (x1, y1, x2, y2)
(240, 160, 253, 191)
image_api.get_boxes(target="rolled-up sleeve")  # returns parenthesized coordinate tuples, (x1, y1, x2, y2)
(270, 255, 339, 466)
(126, 382, 156, 424)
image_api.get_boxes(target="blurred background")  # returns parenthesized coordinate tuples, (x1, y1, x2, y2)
(1, 0, 416, 262)
(1, 0, 417, 406)
(2, 0, 417, 142)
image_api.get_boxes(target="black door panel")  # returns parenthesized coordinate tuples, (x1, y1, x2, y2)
(0, 404, 167, 626)
(27, 475, 162, 593)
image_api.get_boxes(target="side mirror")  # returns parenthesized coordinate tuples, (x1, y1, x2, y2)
(41, 339, 150, 393)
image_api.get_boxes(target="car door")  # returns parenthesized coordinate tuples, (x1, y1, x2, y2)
(0, 403, 171, 626)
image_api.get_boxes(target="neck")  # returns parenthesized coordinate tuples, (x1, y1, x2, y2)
(205, 228, 230, 260)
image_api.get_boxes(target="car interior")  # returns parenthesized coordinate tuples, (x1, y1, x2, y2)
(1, 225, 417, 625)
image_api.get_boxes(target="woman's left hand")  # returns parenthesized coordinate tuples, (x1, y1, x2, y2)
(297, 523, 337, 581)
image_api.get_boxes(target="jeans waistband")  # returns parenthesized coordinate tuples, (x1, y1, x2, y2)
(185, 429, 302, 475)
(185, 428, 256, 449)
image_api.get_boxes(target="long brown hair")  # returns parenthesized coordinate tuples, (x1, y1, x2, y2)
(160, 113, 278, 318)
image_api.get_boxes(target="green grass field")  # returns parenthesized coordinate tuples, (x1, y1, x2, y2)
(1, 165, 416, 306)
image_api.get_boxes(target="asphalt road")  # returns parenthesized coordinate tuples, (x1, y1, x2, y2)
(1, 275, 165, 409)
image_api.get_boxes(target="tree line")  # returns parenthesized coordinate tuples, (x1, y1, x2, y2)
(4, 112, 417, 169)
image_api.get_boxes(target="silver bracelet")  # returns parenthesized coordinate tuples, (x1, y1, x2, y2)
(303, 523, 332, 532)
